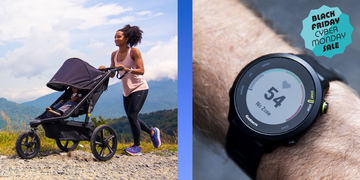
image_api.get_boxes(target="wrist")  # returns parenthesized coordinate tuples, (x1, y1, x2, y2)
(193, 0, 301, 145)
(128, 67, 133, 73)
(258, 81, 360, 179)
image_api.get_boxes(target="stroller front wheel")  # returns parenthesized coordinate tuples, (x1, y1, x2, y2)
(90, 125, 118, 161)
(15, 130, 41, 159)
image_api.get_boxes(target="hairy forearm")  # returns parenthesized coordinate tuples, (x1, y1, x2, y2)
(193, 0, 360, 179)
(259, 81, 360, 179)
(193, 0, 300, 145)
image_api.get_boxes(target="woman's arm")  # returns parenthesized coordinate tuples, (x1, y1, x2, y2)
(113, 48, 145, 75)
(127, 47, 145, 75)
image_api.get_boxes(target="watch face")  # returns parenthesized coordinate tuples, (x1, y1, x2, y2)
(233, 56, 316, 134)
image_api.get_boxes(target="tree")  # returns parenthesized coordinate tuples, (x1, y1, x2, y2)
(91, 115, 107, 128)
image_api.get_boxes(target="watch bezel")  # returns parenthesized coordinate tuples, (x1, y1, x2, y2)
(229, 53, 326, 142)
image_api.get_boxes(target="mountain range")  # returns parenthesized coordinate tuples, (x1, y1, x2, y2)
(0, 98, 41, 128)
(0, 79, 177, 127)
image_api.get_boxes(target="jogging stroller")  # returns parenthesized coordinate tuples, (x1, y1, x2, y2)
(15, 58, 123, 161)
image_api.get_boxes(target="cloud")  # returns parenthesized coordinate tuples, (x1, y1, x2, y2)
(0, 0, 174, 103)
(0, 0, 163, 79)
(143, 36, 178, 81)
(105, 10, 164, 25)
(88, 40, 105, 49)
(1, 27, 85, 78)
(136, 11, 163, 17)
(0, 86, 55, 103)
(0, 0, 164, 41)
(0, 0, 133, 41)
(137, 11, 152, 16)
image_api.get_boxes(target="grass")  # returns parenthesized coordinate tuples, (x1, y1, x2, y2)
(0, 112, 177, 157)
(0, 130, 19, 156)
(0, 127, 177, 157)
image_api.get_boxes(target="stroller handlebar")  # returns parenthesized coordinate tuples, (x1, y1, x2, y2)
(99, 66, 124, 72)
(99, 66, 128, 79)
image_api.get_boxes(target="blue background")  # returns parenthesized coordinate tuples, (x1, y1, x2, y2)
(178, 0, 192, 179)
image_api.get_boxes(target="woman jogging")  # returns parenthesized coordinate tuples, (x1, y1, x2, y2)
(100, 24, 161, 155)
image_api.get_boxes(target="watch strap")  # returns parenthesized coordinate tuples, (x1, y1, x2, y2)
(297, 55, 347, 83)
(226, 120, 264, 179)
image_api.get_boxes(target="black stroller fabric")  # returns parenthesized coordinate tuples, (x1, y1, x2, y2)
(43, 121, 93, 141)
(38, 58, 110, 141)
(47, 58, 106, 91)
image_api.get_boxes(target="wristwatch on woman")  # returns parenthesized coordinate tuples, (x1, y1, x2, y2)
(226, 53, 346, 179)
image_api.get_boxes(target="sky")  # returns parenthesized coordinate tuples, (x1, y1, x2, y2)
(0, 0, 178, 103)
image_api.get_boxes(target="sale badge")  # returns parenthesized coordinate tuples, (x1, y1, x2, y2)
(301, 5, 353, 58)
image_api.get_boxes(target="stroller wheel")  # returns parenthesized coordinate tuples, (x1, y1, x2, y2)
(15, 130, 41, 159)
(56, 140, 79, 152)
(90, 125, 118, 161)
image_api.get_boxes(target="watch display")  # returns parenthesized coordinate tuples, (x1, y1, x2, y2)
(246, 68, 304, 125)
(233, 57, 316, 134)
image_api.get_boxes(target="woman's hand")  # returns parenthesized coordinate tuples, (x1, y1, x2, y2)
(98, 65, 106, 69)
(115, 64, 130, 72)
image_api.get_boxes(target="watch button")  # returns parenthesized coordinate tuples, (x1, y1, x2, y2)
(322, 102, 329, 114)
(284, 140, 298, 146)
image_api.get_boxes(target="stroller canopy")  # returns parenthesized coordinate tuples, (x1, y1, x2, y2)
(47, 58, 106, 91)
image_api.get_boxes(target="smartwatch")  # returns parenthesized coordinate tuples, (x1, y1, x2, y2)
(225, 53, 346, 179)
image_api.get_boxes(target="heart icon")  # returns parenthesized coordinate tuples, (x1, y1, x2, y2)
(282, 81, 291, 89)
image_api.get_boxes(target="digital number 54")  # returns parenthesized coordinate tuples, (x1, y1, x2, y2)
(264, 87, 286, 108)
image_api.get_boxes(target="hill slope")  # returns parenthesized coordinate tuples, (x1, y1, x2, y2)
(0, 98, 42, 127)
(106, 109, 178, 136)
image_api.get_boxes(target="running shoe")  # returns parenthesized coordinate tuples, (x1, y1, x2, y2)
(124, 145, 142, 156)
(151, 127, 161, 148)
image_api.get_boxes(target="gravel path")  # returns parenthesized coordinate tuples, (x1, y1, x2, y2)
(0, 150, 178, 180)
